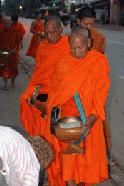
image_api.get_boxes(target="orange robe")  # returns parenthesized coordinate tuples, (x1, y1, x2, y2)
(29, 35, 69, 85)
(20, 35, 69, 135)
(26, 20, 43, 58)
(44, 50, 110, 185)
(0, 27, 20, 79)
(90, 28, 111, 151)
(11, 22, 25, 49)
(90, 28, 105, 53)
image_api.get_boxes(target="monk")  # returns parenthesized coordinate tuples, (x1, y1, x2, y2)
(26, 12, 43, 58)
(0, 20, 20, 89)
(11, 14, 25, 49)
(78, 7, 112, 164)
(78, 6, 105, 53)
(40, 27, 110, 186)
(20, 16, 69, 136)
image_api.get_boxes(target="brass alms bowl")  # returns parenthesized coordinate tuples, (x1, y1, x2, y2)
(55, 117, 84, 142)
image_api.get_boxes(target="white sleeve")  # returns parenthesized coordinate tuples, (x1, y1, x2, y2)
(11, 140, 40, 186)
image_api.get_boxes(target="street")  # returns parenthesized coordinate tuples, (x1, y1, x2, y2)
(0, 18, 124, 185)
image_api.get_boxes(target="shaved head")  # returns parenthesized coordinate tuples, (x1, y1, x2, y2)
(44, 16, 63, 44)
(69, 27, 89, 59)
(69, 27, 89, 44)
(44, 15, 62, 28)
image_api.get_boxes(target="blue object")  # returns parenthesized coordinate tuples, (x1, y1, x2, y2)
(73, 92, 89, 144)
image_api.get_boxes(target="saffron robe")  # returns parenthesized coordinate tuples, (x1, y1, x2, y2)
(0, 27, 20, 79)
(26, 20, 43, 58)
(20, 36, 69, 135)
(43, 50, 110, 185)
(11, 22, 25, 49)
(90, 28, 105, 53)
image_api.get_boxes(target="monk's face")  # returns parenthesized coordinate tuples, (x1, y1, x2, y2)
(80, 17, 95, 30)
(44, 21, 62, 44)
(70, 35, 87, 59)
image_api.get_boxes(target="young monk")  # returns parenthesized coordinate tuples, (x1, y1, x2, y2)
(26, 12, 43, 58)
(0, 19, 20, 89)
(38, 27, 110, 186)
(78, 6, 105, 53)
(11, 14, 25, 49)
(20, 16, 69, 136)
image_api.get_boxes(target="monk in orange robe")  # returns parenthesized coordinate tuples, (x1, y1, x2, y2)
(20, 16, 69, 136)
(21, 27, 110, 186)
(11, 14, 25, 49)
(0, 20, 20, 89)
(26, 12, 43, 58)
(42, 27, 110, 186)
(78, 6, 105, 53)
(78, 7, 112, 161)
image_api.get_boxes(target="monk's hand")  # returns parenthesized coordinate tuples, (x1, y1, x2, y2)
(85, 114, 98, 130)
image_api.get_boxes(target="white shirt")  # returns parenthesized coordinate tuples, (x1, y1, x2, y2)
(0, 126, 40, 186)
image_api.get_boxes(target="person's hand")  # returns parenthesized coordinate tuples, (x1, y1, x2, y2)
(85, 114, 98, 130)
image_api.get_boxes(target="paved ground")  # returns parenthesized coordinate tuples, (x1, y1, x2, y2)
(0, 18, 124, 185)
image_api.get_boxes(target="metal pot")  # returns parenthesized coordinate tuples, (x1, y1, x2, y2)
(55, 117, 84, 142)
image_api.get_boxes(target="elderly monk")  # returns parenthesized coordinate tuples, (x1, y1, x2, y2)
(78, 6, 105, 53)
(0, 20, 20, 89)
(20, 16, 69, 136)
(26, 12, 43, 58)
(11, 14, 25, 49)
(36, 27, 110, 186)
